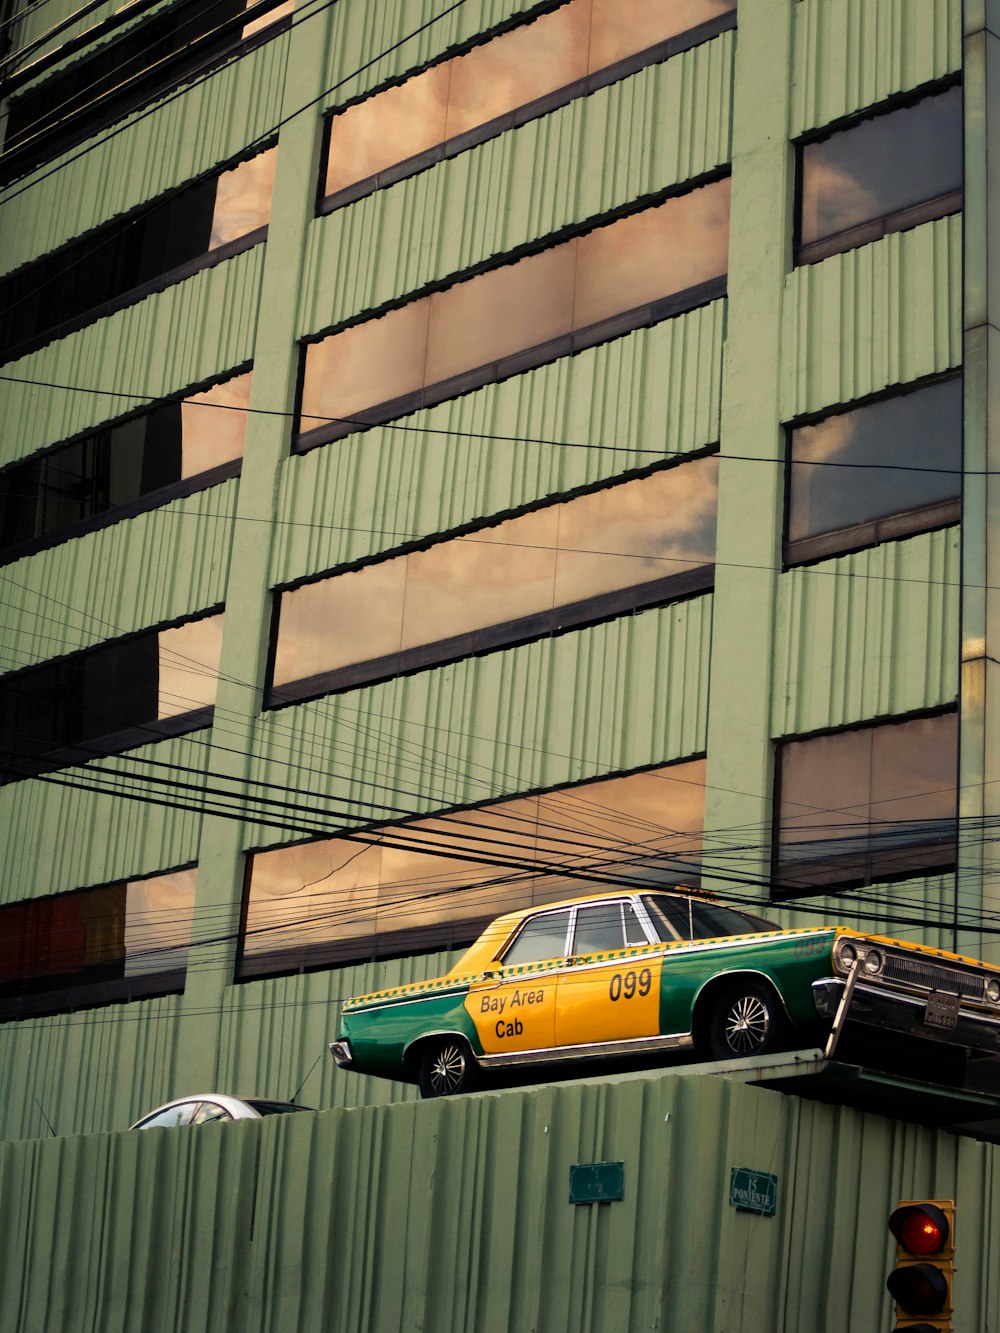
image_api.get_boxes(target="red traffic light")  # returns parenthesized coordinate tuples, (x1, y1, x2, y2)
(889, 1203, 950, 1256)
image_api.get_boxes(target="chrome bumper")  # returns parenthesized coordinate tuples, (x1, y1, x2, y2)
(328, 1039, 353, 1069)
(812, 978, 1000, 1055)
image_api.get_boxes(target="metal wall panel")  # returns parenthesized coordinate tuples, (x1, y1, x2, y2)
(245, 595, 712, 848)
(780, 213, 962, 421)
(766, 872, 958, 954)
(0, 30, 290, 276)
(772, 527, 960, 737)
(0, 246, 266, 465)
(272, 300, 725, 584)
(299, 32, 733, 338)
(791, 0, 961, 137)
(1, 1072, 998, 1331)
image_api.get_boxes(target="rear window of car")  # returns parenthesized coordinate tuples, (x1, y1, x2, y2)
(643, 894, 778, 941)
(243, 1100, 308, 1116)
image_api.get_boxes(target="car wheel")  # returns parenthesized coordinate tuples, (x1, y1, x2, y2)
(707, 981, 786, 1060)
(418, 1037, 478, 1098)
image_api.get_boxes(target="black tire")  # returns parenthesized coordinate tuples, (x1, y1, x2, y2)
(706, 981, 787, 1061)
(417, 1037, 478, 1098)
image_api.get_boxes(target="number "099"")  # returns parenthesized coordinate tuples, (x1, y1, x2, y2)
(609, 968, 652, 1001)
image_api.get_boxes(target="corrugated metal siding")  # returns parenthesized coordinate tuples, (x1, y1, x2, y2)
(772, 527, 960, 737)
(0, 1072, 998, 1331)
(244, 594, 712, 847)
(791, 0, 961, 137)
(780, 213, 962, 421)
(0, 480, 237, 666)
(299, 32, 733, 337)
(0, 246, 266, 466)
(0, 32, 289, 275)
(0, 730, 207, 904)
(272, 299, 725, 584)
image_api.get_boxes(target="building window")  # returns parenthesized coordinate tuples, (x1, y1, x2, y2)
(795, 83, 962, 266)
(773, 712, 958, 895)
(0, 146, 277, 364)
(0, 369, 252, 562)
(319, 0, 736, 211)
(0, 611, 224, 781)
(0, 867, 197, 1021)
(785, 376, 962, 565)
(268, 455, 719, 703)
(237, 759, 706, 979)
(0, 1, 292, 184)
(296, 177, 730, 449)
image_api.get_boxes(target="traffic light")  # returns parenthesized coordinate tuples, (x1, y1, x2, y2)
(886, 1199, 954, 1332)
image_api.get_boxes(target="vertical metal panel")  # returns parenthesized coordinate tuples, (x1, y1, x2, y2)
(0, 33, 289, 275)
(772, 527, 960, 737)
(781, 213, 962, 421)
(0, 730, 206, 905)
(299, 33, 733, 337)
(272, 301, 725, 584)
(791, 0, 961, 137)
(0, 247, 266, 467)
(0, 479, 237, 664)
(1, 1072, 998, 1331)
(766, 872, 958, 954)
(244, 596, 712, 848)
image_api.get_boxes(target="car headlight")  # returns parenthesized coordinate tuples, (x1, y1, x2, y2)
(986, 978, 1000, 1004)
(863, 949, 884, 976)
(839, 942, 858, 968)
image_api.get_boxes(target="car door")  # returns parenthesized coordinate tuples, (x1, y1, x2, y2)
(464, 907, 570, 1055)
(555, 900, 663, 1048)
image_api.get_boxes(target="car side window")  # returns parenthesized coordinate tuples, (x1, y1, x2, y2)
(502, 909, 572, 966)
(572, 903, 628, 955)
(623, 903, 648, 945)
(134, 1101, 200, 1129)
(190, 1101, 233, 1125)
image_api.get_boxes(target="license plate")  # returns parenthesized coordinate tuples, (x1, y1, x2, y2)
(924, 991, 960, 1030)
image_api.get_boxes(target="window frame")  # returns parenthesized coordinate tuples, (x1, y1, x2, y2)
(792, 76, 963, 268)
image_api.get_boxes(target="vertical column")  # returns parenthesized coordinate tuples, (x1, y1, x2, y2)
(959, 2, 1000, 962)
(176, 9, 333, 1071)
(701, 0, 794, 903)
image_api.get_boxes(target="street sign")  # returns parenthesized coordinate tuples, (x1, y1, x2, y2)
(569, 1161, 625, 1204)
(729, 1167, 778, 1217)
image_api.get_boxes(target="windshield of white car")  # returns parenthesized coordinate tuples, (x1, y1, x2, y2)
(642, 894, 778, 941)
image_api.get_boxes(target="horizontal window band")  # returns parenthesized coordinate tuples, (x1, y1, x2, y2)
(784, 503, 961, 569)
(794, 191, 961, 267)
(265, 567, 714, 710)
(316, 10, 737, 217)
(235, 922, 488, 982)
(0, 459, 242, 567)
(770, 844, 957, 900)
(0, 969, 186, 1024)
(0, 709, 214, 785)
(292, 276, 727, 453)
(0, 227, 267, 368)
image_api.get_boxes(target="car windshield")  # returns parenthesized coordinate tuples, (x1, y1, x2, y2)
(642, 894, 778, 941)
(243, 1100, 309, 1116)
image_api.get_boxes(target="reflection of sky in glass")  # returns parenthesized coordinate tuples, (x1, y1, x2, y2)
(124, 868, 197, 976)
(210, 147, 277, 249)
(180, 371, 251, 477)
(800, 86, 962, 245)
(243, 759, 706, 956)
(243, 0, 294, 39)
(789, 379, 961, 542)
(300, 178, 729, 429)
(324, 0, 734, 196)
(272, 458, 718, 687)
(157, 614, 224, 718)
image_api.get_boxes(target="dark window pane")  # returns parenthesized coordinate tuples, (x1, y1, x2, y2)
(504, 910, 573, 965)
(787, 378, 962, 556)
(572, 903, 627, 954)
(237, 760, 706, 978)
(799, 85, 962, 250)
(774, 714, 957, 893)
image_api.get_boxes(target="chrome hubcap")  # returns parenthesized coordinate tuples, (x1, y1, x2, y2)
(724, 995, 769, 1054)
(429, 1043, 466, 1094)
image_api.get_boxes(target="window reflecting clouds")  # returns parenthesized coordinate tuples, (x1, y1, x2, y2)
(238, 759, 706, 977)
(322, 0, 736, 202)
(298, 180, 729, 443)
(210, 148, 277, 249)
(270, 456, 719, 692)
(243, 0, 295, 38)
(798, 85, 962, 262)
(787, 377, 961, 561)
(774, 713, 957, 893)
(157, 615, 226, 719)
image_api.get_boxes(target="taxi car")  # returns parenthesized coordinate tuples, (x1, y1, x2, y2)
(328, 890, 1000, 1097)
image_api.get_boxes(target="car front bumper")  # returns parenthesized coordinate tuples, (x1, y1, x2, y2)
(812, 977, 1000, 1055)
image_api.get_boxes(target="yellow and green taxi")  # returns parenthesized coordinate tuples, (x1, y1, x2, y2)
(328, 890, 1000, 1097)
